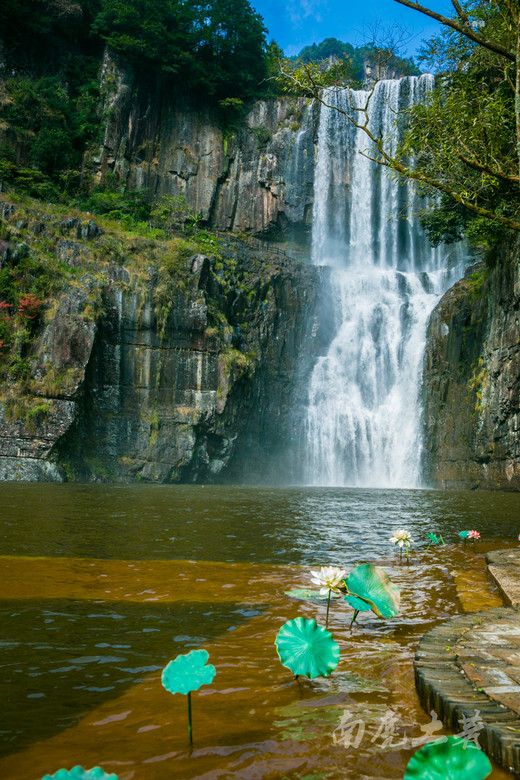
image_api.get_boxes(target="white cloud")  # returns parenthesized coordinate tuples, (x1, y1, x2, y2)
(287, 0, 326, 27)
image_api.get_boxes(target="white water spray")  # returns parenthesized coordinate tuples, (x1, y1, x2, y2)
(304, 76, 465, 487)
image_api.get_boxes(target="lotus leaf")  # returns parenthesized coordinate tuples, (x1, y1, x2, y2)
(459, 531, 469, 539)
(345, 564, 400, 619)
(344, 593, 372, 612)
(275, 617, 340, 678)
(404, 736, 491, 779)
(162, 648, 216, 695)
(42, 769, 118, 780)
(427, 533, 439, 543)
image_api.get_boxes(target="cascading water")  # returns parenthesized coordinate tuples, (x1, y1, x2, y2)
(304, 75, 465, 488)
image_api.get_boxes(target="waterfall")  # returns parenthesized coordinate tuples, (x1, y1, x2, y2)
(303, 75, 465, 488)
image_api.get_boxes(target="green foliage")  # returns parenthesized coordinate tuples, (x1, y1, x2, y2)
(150, 194, 200, 234)
(2, 0, 102, 50)
(0, 224, 69, 381)
(398, 1, 520, 243)
(294, 37, 420, 81)
(0, 0, 270, 208)
(0, 70, 101, 195)
(93, 0, 268, 104)
(80, 185, 151, 223)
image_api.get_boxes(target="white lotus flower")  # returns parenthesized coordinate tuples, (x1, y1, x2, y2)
(389, 529, 414, 548)
(310, 566, 347, 595)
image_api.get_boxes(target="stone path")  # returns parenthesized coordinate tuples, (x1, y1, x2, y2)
(487, 550, 520, 608)
(415, 550, 520, 775)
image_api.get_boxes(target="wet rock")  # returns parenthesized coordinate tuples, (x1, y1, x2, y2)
(0, 231, 329, 484)
(423, 241, 520, 490)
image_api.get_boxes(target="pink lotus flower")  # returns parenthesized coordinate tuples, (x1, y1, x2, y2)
(468, 530, 480, 540)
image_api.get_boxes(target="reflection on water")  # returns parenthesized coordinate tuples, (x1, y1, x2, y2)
(0, 484, 518, 779)
(1, 483, 520, 563)
(0, 599, 256, 758)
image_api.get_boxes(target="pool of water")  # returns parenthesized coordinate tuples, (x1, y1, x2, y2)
(1, 484, 519, 779)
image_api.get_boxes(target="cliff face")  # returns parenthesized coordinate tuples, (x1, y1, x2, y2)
(0, 200, 329, 483)
(422, 241, 520, 490)
(96, 53, 318, 245)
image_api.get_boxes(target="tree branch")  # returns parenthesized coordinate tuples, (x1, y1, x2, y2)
(456, 151, 520, 185)
(392, 0, 515, 61)
(310, 89, 520, 233)
(361, 149, 520, 232)
(450, 0, 469, 26)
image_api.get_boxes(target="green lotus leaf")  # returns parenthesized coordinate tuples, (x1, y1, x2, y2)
(275, 617, 340, 679)
(161, 648, 216, 696)
(427, 533, 439, 543)
(459, 531, 469, 539)
(42, 768, 118, 780)
(345, 593, 372, 612)
(345, 564, 400, 619)
(404, 736, 492, 779)
(285, 588, 328, 601)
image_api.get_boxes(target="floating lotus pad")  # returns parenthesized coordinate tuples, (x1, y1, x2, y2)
(42, 768, 118, 780)
(404, 736, 492, 779)
(459, 531, 469, 539)
(161, 648, 216, 695)
(344, 564, 400, 619)
(275, 617, 340, 678)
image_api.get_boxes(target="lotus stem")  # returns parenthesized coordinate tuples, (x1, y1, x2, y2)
(426, 542, 432, 553)
(439, 535, 445, 546)
(406, 544, 410, 564)
(326, 589, 331, 628)
(350, 610, 359, 630)
(187, 690, 192, 744)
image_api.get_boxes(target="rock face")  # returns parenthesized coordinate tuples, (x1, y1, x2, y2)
(0, 201, 329, 482)
(422, 239, 520, 490)
(96, 52, 318, 245)
(63, 250, 328, 483)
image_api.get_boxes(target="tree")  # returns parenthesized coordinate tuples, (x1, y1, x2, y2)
(93, 0, 268, 103)
(392, 0, 520, 241)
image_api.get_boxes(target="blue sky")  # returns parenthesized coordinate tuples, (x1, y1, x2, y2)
(250, 0, 454, 58)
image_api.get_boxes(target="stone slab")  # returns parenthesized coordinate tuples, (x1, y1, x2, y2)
(415, 606, 520, 774)
(487, 550, 520, 608)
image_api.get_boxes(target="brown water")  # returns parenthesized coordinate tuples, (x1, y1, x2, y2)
(0, 484, 519, 779)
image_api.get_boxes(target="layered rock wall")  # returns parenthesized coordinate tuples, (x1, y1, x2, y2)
(96, 52, 318, 243)
(423, 240, 520, 490)
(0, 201, 329, 482)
